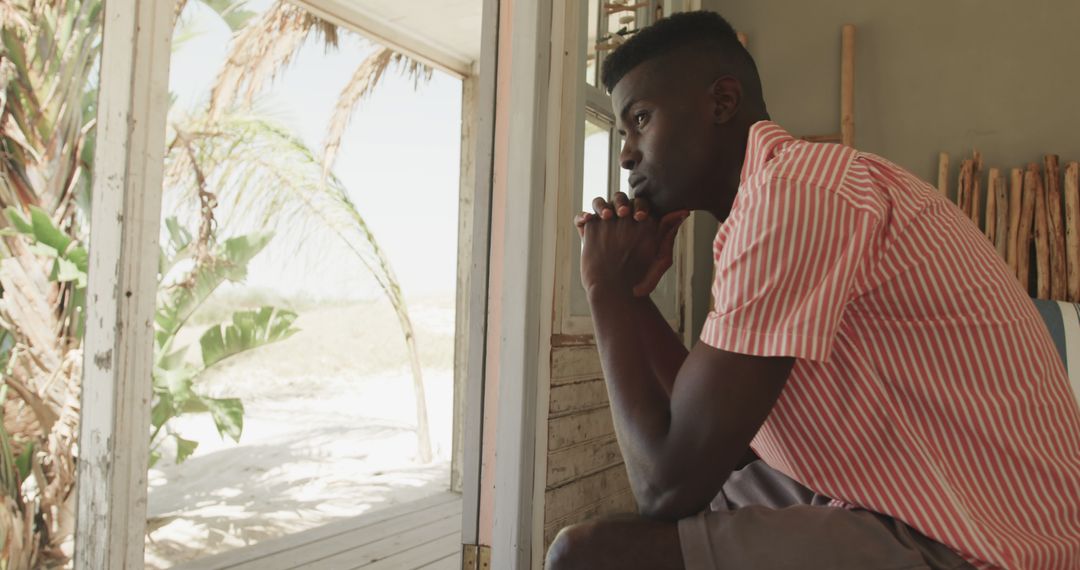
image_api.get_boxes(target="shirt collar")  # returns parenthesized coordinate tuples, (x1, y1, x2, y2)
(740, 120, 798, 183)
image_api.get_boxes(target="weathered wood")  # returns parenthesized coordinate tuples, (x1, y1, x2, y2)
(542, 489, 637, 550)
(1033, 163, 1051, 299)
(971, 151, 983, 226)
(937, 152, 950, 196)
(551, 345, 603, 384)
(544, 465, 632, 524)
(994, 169, 1009, 259)
(548, 406, 616, 451)
(1007, 168, 1023, 277)
(1066, 162, 1080, 302)
(840, 24, 855, 147)
(547, 436, 623, 488)
(985, 167, 999, 242)
(74, 1, 173, 568)
(451, 73, 479, 495)
(1045, 155, 1067, 300)
(175, 493, 461, 569)
(550, 379, 609, 417)
(958, 159, 973, 215)
(1018, 167, 1038, 292)
(301, 511, 462, 570)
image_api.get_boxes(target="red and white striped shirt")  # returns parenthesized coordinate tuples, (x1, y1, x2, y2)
(701, 121, 1080, 569)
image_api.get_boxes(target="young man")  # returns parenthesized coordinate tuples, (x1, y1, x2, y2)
(546, 11, 1080, 570)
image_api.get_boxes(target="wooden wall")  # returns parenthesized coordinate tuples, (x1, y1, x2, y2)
(541, 343, 636, 552)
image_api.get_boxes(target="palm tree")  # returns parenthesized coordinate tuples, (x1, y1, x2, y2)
(194, 0, 436, 463)
(0, 0, 435, 566)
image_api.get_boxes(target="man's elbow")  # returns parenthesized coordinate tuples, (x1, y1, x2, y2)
(636, 484, 708, 521)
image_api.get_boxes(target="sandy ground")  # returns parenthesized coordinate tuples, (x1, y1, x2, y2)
(143, 298, 456, 569)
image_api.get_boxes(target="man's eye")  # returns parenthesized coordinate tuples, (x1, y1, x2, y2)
(634, 112, 649, 128)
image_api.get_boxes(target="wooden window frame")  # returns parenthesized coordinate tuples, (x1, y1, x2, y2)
(75, 0, 497, 566)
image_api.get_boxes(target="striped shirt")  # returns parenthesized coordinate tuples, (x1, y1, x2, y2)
(700, 121, 1080, 569)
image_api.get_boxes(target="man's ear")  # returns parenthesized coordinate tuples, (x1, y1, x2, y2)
(709, 76, 742, 125)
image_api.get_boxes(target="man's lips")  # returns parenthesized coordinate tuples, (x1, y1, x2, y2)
(628, 174, 647, 196)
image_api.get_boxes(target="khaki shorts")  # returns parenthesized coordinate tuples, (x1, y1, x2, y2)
(678, 461, 976, 570)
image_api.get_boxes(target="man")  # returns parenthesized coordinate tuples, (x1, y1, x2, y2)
(545, 11, 1080, 570)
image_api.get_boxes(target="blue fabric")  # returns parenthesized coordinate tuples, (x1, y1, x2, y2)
(1033, 299, 1068, 367)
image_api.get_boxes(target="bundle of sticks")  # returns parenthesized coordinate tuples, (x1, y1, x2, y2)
(937, 151, 1080, 302)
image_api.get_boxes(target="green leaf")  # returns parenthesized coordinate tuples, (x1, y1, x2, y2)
(149, 450, 162, 469)
(174, 435, 198, 464)
(150, 394, 174, 430)
(4, 207, 31, 235)
(199, 0, 257, 31)
(29, 206, 71, 253)
(206, 398, 243, 442)
(155, 231, 274, 347)
(199, 306, 298, 368)
(53, 256, 83, 285)
(14, 442, 32, 482)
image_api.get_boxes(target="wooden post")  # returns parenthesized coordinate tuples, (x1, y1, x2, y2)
(994, 169, 1009, 259)
(985, 167, 999, 242)
(971, 151, 983, 227)
(1033, 163, 1050, 299)
(1065, 162, 1080, 302)
(75, 1, 173, 568)
(1045, 155, 1067, 300)
(840, 24, 855, 147)
(958, 160, 973, 217)
(937, 152, 950, 197)
(1007, 168, 1023, 277)
(1018, 167, 1037, 292)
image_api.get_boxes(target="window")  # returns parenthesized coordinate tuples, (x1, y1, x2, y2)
(561, 0, 683, 333)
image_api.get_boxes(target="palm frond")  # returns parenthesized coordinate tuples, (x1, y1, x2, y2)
(321, 48, 432, 181)
(208, 0, 338, 118)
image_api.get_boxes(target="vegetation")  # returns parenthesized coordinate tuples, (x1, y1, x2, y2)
(0, 0, 434, 566)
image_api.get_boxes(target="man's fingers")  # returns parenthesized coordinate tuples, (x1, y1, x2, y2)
(592, 196, 614, 220)
(612, 192, 632, 218)
(633, 197, 650, 221)
(574, 211, 594, 237)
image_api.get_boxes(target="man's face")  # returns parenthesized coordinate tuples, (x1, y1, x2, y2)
(611, 57, 715, 215)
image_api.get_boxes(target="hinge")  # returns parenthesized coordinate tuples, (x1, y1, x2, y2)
(462, 544, 491, 569)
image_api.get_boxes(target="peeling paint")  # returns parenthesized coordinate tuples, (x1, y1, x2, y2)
(93, 349, 112, 371)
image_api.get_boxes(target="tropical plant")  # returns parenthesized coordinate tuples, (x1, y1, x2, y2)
(151, 216, 299, 467)
(0, 0, 104, 566)
(185, 0, 436, 463)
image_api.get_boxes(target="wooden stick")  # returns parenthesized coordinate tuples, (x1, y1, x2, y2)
(958, 160, 973, 217)
(985, 168, 999, 243)
(994, 168, 1009, 259)
(971, 150, 983, 227)
(937, 152, 950, 197)
(1033, 163, 1050, 299)
(737, 32, 749, 48)
(1066, 162, 1080, 302)
(840, 24, 855, 147)
(1045, 155, 1066, 300)
(1007, 168, 1023, 277)
(1018, 166, 1037, 292)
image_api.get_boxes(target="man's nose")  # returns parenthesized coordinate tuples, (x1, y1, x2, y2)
(620, 142, 641, 171)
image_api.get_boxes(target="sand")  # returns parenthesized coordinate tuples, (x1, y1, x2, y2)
(143, 298, 456, 569)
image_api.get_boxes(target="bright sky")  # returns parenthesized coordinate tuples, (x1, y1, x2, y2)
(169, 1, 463, 302)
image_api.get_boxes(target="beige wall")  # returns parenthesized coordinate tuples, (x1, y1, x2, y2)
(691, 0, 1080, 334)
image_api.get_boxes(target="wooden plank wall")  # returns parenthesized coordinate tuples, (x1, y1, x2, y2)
(542, 344, 636, 551)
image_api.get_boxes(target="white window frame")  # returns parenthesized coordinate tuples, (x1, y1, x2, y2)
(553, 0, 691, 338)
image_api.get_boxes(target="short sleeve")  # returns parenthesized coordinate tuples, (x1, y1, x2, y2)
(700, 176, 879, 362)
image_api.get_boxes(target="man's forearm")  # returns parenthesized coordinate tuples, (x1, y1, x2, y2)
(587, 285, 688, 506)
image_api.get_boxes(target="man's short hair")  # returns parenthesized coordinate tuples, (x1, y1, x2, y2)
(601, 11, 761, 95)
